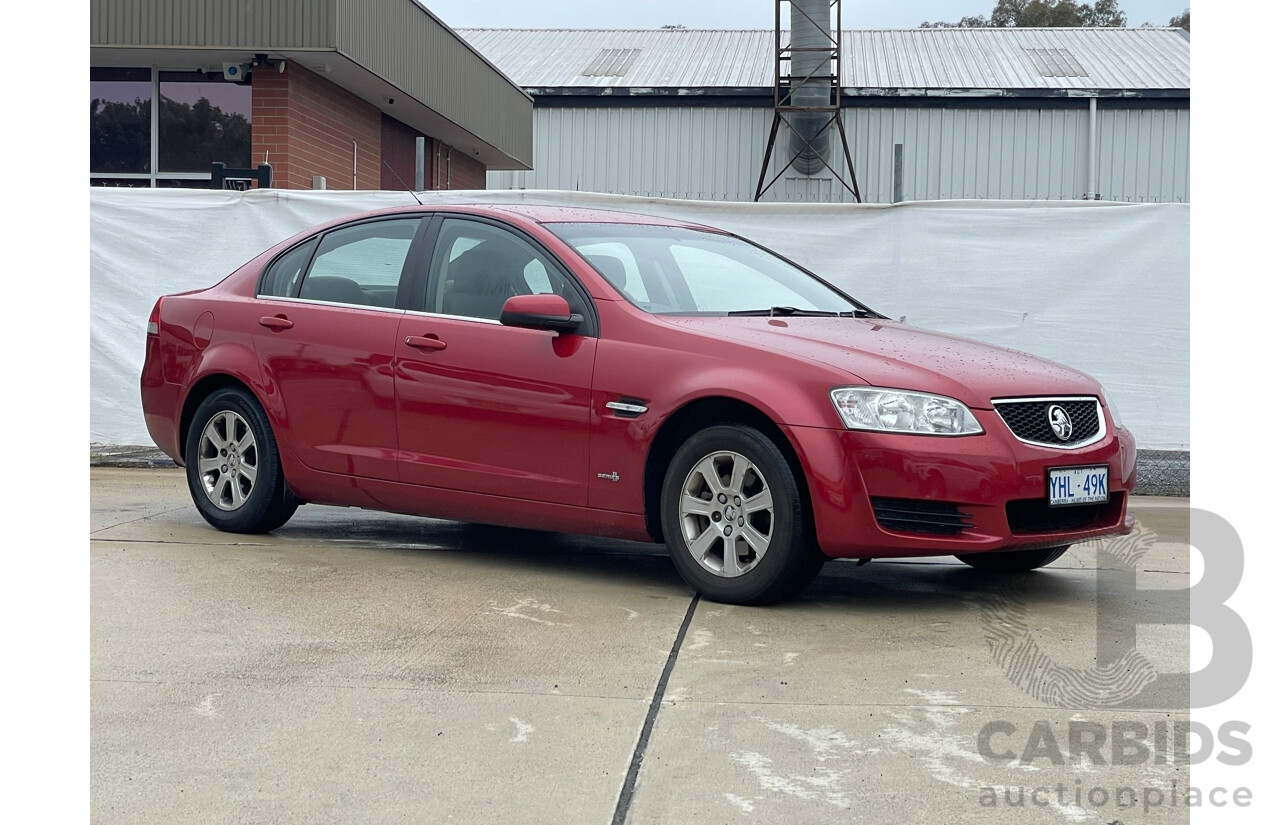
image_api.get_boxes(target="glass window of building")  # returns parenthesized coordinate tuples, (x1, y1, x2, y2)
(159, 71, 253, 174)
(90, 68, 152, 176)
(91, 68, 253, 187)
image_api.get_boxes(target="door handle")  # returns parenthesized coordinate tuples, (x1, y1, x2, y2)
(259, 315, 294, 330)
(405, 335, 447, 351)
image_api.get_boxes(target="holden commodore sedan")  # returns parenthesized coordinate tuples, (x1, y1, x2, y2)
(141, 204, 1135, 604)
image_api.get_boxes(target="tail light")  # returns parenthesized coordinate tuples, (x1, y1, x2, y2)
(147, 297, 163, 336)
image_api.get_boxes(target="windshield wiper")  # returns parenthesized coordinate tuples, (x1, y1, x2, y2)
(727, 306, 877, 318)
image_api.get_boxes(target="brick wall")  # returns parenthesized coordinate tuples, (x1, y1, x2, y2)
(446, 149, 486, 190)
(252, 63, 488, 191)
(430, 140, 487, 190)
(251, 63, 382, 190)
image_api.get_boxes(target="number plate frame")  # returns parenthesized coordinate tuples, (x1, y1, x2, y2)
(1047, 465, 1110, 508)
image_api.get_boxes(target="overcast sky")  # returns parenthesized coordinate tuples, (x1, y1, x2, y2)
(421, 1, 1189, 30)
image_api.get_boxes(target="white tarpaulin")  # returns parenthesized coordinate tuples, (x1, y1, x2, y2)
(90, 189, 1189, 450)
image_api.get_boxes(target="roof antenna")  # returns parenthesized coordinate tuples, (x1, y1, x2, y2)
(381, 158, 424, 206)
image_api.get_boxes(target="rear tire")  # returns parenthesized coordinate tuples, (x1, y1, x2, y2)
(955, 545, 1070, 572)
(661, 425, 825, 605)
(185, 387, 298, 533)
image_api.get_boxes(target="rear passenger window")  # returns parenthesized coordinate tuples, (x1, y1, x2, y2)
(296, 218, 422, 308)
(258, 238, 317, 298)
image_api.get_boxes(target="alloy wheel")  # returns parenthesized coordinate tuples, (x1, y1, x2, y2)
(678, 450, 775, 577)
(197, 410, 259, 511)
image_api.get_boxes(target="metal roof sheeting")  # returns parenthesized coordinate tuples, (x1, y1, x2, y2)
(459, 27, 1189, 92)
(460, 29, 775, 88)
(844, 28, 1188, 90)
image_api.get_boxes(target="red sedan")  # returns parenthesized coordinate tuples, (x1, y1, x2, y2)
(141, 204, 1135, 604)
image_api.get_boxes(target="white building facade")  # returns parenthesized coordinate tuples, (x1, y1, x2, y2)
(463, 28, 1190, 204)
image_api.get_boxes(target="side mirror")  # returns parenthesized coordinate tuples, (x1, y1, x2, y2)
(499, 294, 583, 334)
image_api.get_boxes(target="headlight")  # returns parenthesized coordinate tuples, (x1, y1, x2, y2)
(830, 387, 983, 436)
(1100, 387, 1125, 429)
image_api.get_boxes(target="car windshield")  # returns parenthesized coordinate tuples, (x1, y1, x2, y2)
(547, 222, 867, 316)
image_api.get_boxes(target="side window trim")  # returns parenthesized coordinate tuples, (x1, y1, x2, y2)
(248, 294, 407, 315)
(419, 215, 600, 337)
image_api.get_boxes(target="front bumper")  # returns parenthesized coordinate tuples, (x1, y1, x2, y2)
(784, 407, 1136, 559)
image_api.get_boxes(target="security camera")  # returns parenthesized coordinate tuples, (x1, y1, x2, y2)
(250, 53, 285, 75)
(222, 62, 249, 80)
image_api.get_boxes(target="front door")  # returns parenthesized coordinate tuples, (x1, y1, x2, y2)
(394, 217, 597, 505)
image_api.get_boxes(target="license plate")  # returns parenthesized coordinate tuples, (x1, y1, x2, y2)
(1047, 466, 1109, 507)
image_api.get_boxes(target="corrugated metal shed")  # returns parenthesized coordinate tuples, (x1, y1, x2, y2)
(468, 26, 1189, 204)
(486, 105, 1189, 203)
(459, 27, 1189, 93)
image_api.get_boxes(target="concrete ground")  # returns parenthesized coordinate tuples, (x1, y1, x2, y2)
(91, 468, 1191, 824)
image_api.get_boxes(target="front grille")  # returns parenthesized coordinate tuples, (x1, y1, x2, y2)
(994, 397, 1102, 448)
(1006, 493, 1123, 534)
(871, 497, 974, 536)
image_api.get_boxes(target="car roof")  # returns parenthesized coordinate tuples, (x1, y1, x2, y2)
(324, 203, 718, 232)
(478, 203, 715, 230)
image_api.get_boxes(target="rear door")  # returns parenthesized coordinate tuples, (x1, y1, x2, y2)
(393, 216, 598, 505)
(253, 216, 428, 480)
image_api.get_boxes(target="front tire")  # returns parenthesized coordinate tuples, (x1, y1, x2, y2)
(955, 545, 1070, 572)
(185, 387, 298, 533)
(661, 425, 825, 605)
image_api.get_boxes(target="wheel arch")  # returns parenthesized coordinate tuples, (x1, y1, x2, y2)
(642, 396, 814, 543)
(180, 372, 303, 531)
(179, 374, 262, 461)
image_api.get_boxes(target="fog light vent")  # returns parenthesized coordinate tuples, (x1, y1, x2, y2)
(871, 497, 974, 536)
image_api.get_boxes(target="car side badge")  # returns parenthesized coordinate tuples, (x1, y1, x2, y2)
(605, 399, 648, 418)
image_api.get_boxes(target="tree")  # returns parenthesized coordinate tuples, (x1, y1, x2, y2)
(158, 96, 252, 171)
(921, 0, 1128, 29)
(919, 16, 990, 29)
(1168, 9, 1189, 30)
(90, 95, 251, 175)
(90, 97, 151, 173)
(1080, 0, 1126, 26)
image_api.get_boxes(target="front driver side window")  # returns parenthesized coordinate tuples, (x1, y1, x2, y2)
(427, 219, 586, 321)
